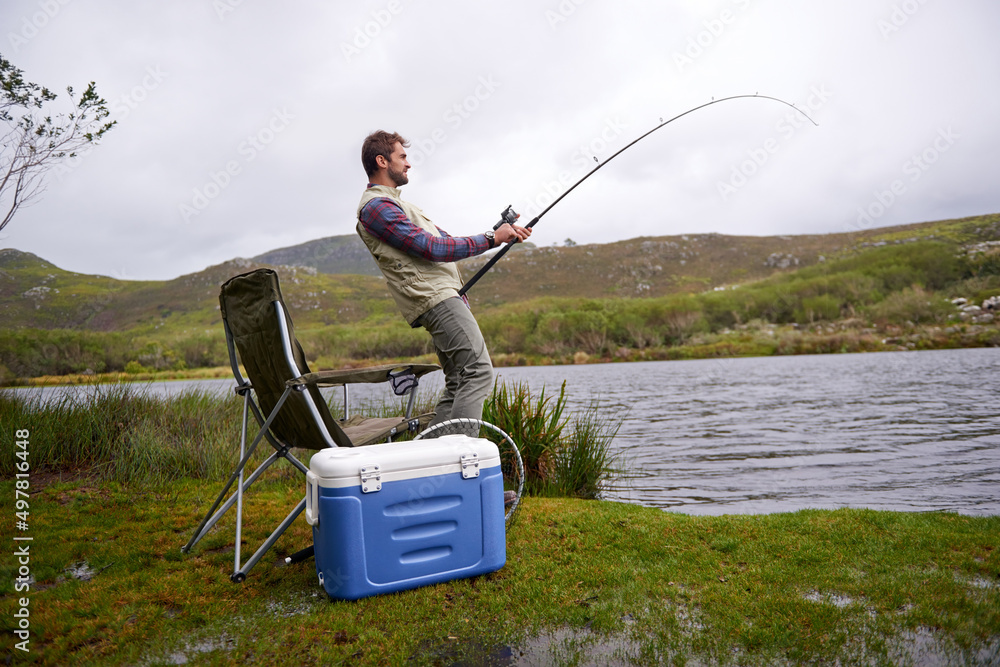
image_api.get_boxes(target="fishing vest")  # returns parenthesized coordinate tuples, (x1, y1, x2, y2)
(356, 185, 464, 326)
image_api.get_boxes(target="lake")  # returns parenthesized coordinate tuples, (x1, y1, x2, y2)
(11, 347, 999, 516)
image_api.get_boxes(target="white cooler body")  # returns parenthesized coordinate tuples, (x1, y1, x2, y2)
(306, 434, 506, 600)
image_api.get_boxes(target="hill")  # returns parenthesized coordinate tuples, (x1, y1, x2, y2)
(251, 235, 381, 277)
(1, 213, 998, 381)
(4, 213, 998, 333)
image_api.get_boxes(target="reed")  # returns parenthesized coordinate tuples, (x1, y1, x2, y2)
(483, 380, 567, 494)
(0, 378, 623, 498)
(0, 384, 246, 484)
(483, 380, 624, 498)
(549, 397, 625, 499)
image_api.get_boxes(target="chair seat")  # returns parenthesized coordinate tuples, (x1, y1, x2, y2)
(292, 364, 441, 388)
(339, 413, 435, 447)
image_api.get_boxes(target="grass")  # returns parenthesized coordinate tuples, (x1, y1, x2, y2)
(2, 380, 998, 664)
(484, 380, 569, 494)
(1, 478, 997, 666)
(0, 384, 246, 485)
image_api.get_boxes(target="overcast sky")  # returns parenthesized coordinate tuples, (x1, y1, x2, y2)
(2, 0, 998, 281)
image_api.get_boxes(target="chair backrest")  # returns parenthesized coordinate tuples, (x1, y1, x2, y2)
(219, 268, 350, 449)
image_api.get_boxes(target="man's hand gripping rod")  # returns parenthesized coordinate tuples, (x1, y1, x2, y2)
(458, 205, 531, 296)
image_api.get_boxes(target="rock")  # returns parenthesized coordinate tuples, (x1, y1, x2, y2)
(765, 252, 799, 269)
(22, 286, 52, 299)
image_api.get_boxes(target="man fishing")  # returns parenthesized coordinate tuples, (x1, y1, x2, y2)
(356, 130, 531, 427)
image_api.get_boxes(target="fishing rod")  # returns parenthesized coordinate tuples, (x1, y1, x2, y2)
(459, 93, 818, 296)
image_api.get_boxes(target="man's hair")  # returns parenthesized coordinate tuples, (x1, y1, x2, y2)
(361, 130, 409, 177)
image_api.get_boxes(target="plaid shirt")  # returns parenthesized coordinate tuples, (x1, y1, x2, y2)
(358, 187, 490, 262)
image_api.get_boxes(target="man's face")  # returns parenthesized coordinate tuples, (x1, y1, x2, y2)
(383, 142, 410, 186)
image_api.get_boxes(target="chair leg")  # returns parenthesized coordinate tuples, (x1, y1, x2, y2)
(284, 544, 315, 565)
(234, 390, 250, 576)
(183, 387, 294, 553)
(184, 445, 311, 551)
(186, 451, 281, 551)
(232, 497, 307, 582)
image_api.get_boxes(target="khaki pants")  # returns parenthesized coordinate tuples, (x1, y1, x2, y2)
(419, 296, 493, 426)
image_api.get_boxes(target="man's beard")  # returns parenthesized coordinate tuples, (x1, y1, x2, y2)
(388, 165, 408, 186)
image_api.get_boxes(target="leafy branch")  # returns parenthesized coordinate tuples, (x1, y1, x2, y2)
(1, 53, 117, 232)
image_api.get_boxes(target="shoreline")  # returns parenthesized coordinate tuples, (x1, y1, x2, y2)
(6, 322, 998, 388)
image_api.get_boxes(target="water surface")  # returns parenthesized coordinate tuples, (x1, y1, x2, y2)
(11, 348, 999, 515)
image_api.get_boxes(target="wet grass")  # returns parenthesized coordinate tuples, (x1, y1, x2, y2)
(2, 381, 997, 664)
(1, 480, 997, 666)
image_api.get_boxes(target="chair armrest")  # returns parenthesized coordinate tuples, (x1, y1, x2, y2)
(288, 363, 441, 388)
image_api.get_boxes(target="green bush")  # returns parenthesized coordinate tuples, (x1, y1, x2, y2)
(175, 333, 229, 368)
(864, 286, 955, 326)
(962, 247, 1000, 278)
(0, 329, 133, 378)
(796, 294, 843, 323)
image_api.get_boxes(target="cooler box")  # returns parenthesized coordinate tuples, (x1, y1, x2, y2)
(305, 434, 506, 600)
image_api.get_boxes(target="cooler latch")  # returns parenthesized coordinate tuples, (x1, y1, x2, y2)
(360, 464, 382, 493)
(461, 452, 480, 479)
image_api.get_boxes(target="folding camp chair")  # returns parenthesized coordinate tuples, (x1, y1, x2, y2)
(182, 268, 440, 582)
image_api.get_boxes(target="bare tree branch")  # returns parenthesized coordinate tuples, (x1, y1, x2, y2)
(1, 54, 116, 233)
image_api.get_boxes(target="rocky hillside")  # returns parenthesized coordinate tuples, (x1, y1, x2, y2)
(1, 213, 998, 334)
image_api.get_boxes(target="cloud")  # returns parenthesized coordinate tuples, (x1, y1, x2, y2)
(2, 0, 998, 279)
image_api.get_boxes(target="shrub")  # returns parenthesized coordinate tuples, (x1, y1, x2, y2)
(796, 294, 843, 323)
(864, 286, 955, 326)
(483, 379, 623, 498)
(124, 360, 145, 374)
(484, 380, 568, 494)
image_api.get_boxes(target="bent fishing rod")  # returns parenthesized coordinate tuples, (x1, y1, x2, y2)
(459, 93, 818, 296)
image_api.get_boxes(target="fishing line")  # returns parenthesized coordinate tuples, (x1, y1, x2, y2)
(459, 93, 818, 296)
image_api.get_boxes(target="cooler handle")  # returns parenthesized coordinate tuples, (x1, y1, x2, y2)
(305, 470, 320, 526)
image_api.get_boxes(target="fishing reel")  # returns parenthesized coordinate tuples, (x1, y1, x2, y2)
(493, 205, 520, 230)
